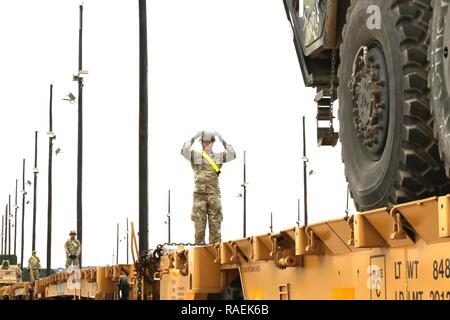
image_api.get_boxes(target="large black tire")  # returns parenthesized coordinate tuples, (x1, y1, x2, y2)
(339, 0, 449, 211)
(429, 0, 450, 177)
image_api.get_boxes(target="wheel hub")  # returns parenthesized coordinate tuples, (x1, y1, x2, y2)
(357, 75, 373, 126)
(349, 44, 389, 158)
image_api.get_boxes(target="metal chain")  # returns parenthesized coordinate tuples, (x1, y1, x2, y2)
(137, 261, 143, 300)
(158, 242, 198, 248)
(136, 249, 149, 300)
(135, 243, 195, 300)
(329, 49, 337, 127)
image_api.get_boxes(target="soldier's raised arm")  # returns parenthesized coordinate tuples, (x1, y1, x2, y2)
(214, 132, 236, 163)
(181, 131, 202, 161)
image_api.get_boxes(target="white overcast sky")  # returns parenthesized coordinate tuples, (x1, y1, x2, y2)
(0, 0, 354, 268)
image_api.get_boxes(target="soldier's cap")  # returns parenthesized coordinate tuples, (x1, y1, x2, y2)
(201, 131, 215, 142)
(32, 250, 36, 254)
(69, 230, 77, 235)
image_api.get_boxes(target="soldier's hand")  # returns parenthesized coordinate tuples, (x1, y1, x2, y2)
(213, 131, 222, 140)
(191, 131, 202, 144)
(214, 132, 226, 146)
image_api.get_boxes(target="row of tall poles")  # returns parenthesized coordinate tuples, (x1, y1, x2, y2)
(1, 84, 53, 273)
(1, 3, 150, 274)
(2, 190, 10, 256)
(0, 169, 21, 259)
(1, 5, 85, 275)
(3, 2, 351, 271)
(1, 152, 38, 269)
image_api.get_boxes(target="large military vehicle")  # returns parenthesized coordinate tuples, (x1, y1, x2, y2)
(282, 0, 450, 211)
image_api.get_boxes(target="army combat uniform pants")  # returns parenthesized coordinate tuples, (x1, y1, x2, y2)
(191, 192, 223, 244)
(66, 256, 80, 269)
(30, 269, 39, 282)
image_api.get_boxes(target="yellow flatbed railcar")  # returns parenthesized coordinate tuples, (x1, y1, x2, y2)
(158, 195, 450, 300)
(4, 195, 450, 300)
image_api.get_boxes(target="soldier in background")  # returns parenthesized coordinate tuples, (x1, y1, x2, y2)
(65, 230, 81, 268)
(28, 250, 41, 282)
(181, 131, 236, 244)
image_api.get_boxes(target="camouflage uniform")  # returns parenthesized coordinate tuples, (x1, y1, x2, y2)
(181, 135, 236, 244)
(65, 238, 81, 268)
(28, 254, 41, 282)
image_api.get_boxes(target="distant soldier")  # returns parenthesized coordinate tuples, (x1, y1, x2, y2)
(28, 250, 41, 282)
(65, 230, 81, 268)
(181, 131, 236, 245)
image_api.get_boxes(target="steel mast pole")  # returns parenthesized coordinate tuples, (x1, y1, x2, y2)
(47, 84, 54, 274)
(243, 151, 247, 237)
(138, 0, 149, 254)
(32, 131, 38, 250)
(14, 180, 18, 255)
(302, 116, 308, 226)
(76, 4, 84, 267)
(167, 190, 171, 243)
(20, 159, 26, 269)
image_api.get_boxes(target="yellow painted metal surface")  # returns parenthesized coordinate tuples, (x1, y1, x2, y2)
(439, 195, 450, 238)
(248, 288, 264, 300)
(159, 195, 450, 300)
(188, 246, 223, 294)
(0, 264, 143, 300)
(3, 195, 450, 300)
(160, 272, 189, 300)
(331, 287, 355, 300)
